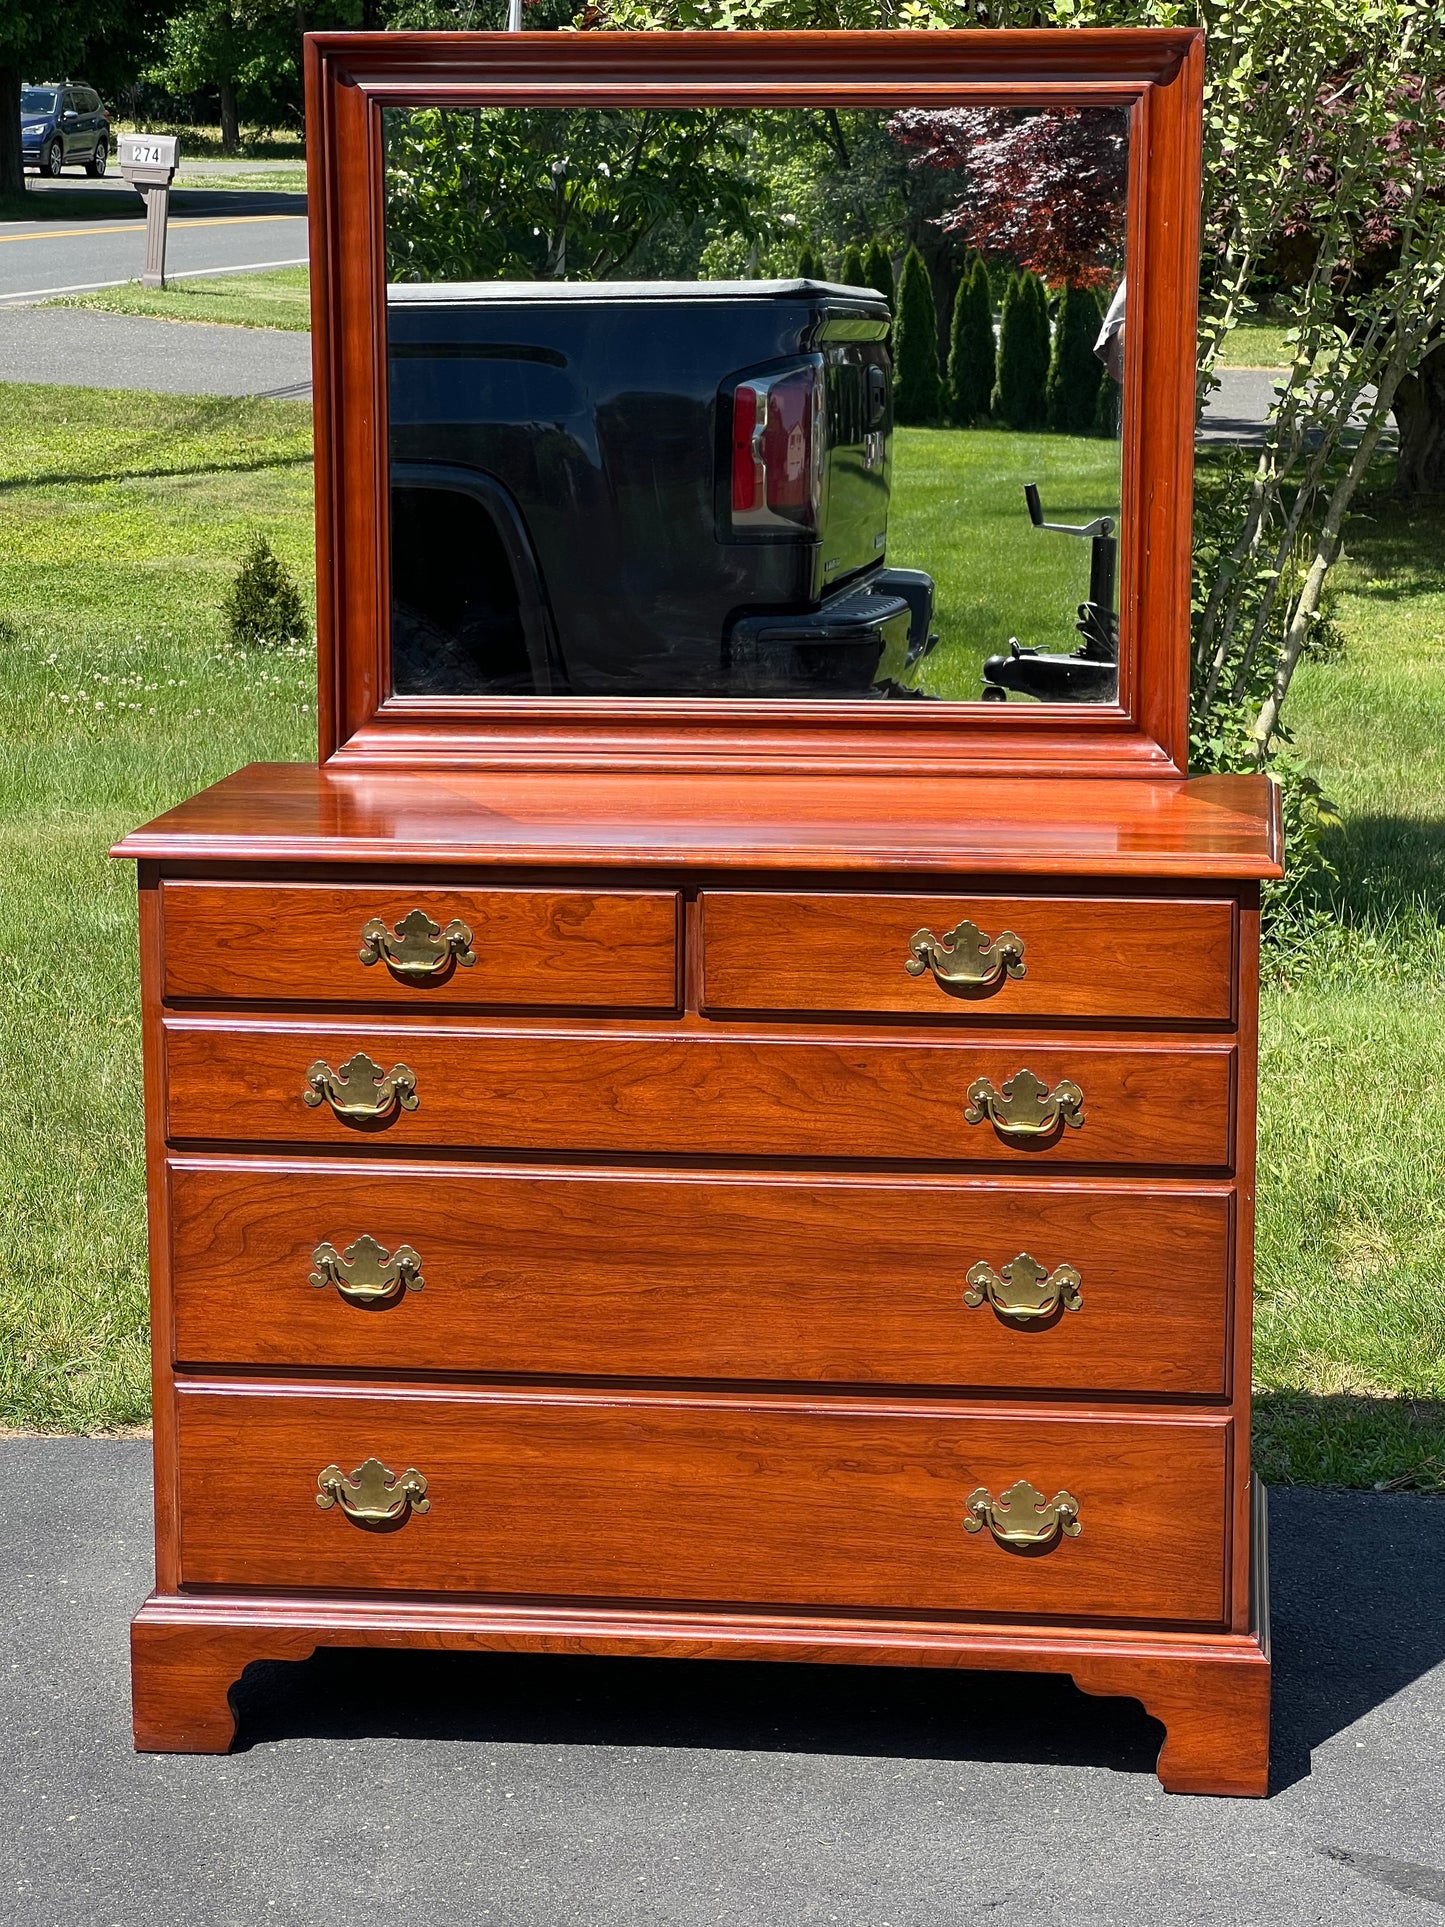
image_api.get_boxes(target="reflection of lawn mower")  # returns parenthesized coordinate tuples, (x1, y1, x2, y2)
(980, 484, 1118, 703)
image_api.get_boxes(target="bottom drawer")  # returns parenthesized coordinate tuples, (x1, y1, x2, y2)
(176, 1385, 1230, 1626)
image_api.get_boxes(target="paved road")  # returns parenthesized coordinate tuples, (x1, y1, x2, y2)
(3, 1437, 1444, 1927)
(0, 178, 307, 305)
(0, 306, 312, 398)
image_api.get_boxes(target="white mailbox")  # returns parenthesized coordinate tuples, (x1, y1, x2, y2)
(118, 134, 179, 187)
(117, 136, 180, 289)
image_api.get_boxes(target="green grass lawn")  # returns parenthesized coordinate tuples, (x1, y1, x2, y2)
(1, 382, 1443, 1487)
(0, 384, 314, 1430)
(1250, 491, 1445, 1489)
(112, 123, 306, 162)
(889, 427, 1121, 698)
(1217, 321, 1292, 368)
(52, 267, 313, 332)
(174, 166, 309, 193)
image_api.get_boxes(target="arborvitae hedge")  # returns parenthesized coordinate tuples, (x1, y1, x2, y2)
(840, 242, 865, 288)
(893, 246, 944, 426)
(863, 239, 894, 313)
(947, 253, 995, 426)
(1046, 282, 1105, 433)
(992, 270, 1050, 430)
(224, 536, 310, 651)
(796, 244, 822, 280)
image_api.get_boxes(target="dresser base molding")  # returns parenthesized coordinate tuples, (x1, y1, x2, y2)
(131, 1544, 1270, 1799)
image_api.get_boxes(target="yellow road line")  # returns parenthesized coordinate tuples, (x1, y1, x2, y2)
(0, 213, 302, 245)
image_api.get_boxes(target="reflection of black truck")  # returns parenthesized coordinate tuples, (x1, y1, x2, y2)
(386, 280, 935, 698)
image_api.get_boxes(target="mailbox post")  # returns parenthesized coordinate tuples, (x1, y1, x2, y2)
(117, 136, 180, 290)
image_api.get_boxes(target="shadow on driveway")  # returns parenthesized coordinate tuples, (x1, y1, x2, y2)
(229, 1487, 1445, 1796)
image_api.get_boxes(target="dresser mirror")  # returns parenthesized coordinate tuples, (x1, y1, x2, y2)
(307, 31, 1200, 773)
(381, 103, 1128, 706)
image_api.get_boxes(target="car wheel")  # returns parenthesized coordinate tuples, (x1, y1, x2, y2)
(86, 139, 108, 178)
(43, 139, 63, 179)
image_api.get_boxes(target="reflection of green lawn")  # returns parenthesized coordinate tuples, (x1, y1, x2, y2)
(887, 427, 1122, 702)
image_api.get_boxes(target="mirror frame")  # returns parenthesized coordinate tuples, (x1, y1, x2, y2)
(305, 27, 1202, 776)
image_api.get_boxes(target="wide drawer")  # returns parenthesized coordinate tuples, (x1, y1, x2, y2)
(175, 1384, 1231, 1625)
(701, 891, 1237, 1022)
(163, 1021, 1235, 1167)
(169, 1159, 1233, 1395)
(160, 882, 680, 1009)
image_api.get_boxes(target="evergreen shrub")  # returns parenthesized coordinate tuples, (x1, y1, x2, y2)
(992, 270, 1050, 429)
(947, 253, 994, 425)
(224, 536, 310, 651)
(893, 246, 943, 425)
(1046, 283, 1105, 433)
(863, 239, 895, 323)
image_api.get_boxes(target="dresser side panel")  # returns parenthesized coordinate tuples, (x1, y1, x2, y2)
(1230, 888, 1261, 1632)
(139, 870, 180, 1594)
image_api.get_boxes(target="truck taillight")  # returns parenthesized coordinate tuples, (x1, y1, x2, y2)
(729, 365, 824, 532)
(731, 383, 763, 516)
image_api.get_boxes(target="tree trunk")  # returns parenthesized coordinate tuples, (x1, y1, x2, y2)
(1393, 340, 1445, 497)
(219, 78, 241, 159)
(0, 66, 25, 200)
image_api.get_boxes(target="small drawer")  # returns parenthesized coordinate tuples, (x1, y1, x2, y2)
(160, 882, 680, 1009)
(169, 1159, 1233, 1396)
(701, 892, 1236, 1023)
(163, 1020, 1236, 1168)
(175, 1383, 1230, 1626)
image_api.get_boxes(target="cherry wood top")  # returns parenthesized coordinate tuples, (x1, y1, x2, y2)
(114, 764, 1282, 878)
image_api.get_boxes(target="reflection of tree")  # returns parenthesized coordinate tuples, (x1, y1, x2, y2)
(384, 108, 756, 282)
(692, 111, 914, 281)
(890, 107, 1129, 292)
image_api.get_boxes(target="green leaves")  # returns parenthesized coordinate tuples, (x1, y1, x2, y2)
(384, 107, 757, 284)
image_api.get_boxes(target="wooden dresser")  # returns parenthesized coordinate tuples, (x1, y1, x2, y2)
(115, 764, 1279, 1795)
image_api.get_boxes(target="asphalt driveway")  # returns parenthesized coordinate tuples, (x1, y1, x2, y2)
(0, 305, 313, 399)
(3, 1437, 1443, 1926)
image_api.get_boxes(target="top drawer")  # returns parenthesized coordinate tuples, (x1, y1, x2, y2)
(161, 882, 680, 1009)
(701, 892, 1236, 1023)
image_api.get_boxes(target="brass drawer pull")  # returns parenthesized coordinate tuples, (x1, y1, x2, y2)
(310, 1235, 424, 1306)
(964, 1480, 1081, 1549)
(965, 1068, 1083, 1138)
(316, 1457, 430, 1528)
(905, 919, 1025, 992)
(359, 909, 476, 982)
(303, 1051, 418, 1122)
(964, 1253, 1082, 1323)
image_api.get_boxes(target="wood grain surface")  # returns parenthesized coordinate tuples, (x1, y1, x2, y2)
(174, 1382, 1230, 1623)
(113, 766, 1283, 878)
(167, 1158, 1233, 1393)
(701, 890, 1235, 1021)
(160, 881, 679, 1008)
(162, 1020, 1236, 1166)
(129, 1585, 1270, 1790)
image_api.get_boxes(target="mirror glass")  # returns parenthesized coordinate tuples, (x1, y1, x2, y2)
(382, 104, 1128, 704)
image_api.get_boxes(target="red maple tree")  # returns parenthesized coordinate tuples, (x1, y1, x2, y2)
(889, 106, 1129, 291)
